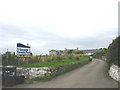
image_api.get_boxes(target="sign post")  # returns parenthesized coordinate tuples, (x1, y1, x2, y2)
(17, 43, 31, 65)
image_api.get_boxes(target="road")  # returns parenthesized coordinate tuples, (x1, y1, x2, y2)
(12, 59, 118, 88)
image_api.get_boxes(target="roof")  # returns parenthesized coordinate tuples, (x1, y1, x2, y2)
(17, 43, 30, 48)
(83, 49, 102, 53)
(49, 49, 57, 52)
(49, 49, 103, 54)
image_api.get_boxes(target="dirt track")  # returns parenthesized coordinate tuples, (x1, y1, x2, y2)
(12, 59, 118, 88)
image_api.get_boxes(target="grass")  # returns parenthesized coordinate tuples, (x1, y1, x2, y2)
(32, 76, 53, 82)
(17, 56, 89, 67)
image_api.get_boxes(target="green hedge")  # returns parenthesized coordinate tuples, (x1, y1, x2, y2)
(107, 36, 120, 67)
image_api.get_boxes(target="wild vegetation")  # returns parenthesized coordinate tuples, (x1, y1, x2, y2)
(2, 52, 17, 65)
(18, 56, 89, 67)
(2, 52, 90, 67)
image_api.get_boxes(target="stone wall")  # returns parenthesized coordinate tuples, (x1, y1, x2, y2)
(109, 64, 120, 82)
(16, 67, 51, 79)
(16, 62, 82, 79)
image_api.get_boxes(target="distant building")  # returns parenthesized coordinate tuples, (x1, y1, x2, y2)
(49, 49, 67, 55)
(49, 48, 102, 55)
(49, 48, 79, 55)
(83, 49, 102, 55)
(49, 49, 59, 55)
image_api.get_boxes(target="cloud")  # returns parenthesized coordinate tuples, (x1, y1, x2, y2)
(0, 0, 118, 54)
(0, 23, 118, 55)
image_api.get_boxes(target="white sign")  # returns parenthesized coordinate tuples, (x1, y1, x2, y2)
(17, 47, 30, 55)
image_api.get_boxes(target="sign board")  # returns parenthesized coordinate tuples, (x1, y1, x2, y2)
(17, 43, 31, 56)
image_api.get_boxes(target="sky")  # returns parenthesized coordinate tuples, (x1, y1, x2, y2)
(0, 0, 119, 55)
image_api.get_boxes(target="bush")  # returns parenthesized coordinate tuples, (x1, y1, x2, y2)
(93, 49, 107, 59)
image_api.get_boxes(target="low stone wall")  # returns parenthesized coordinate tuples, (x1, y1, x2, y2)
(109, 64, 120, 82)
(16, 67, 51, 79)
(16, 62, 83, 79)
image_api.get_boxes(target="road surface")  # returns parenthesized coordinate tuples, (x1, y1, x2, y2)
(12, 59, 118, 88)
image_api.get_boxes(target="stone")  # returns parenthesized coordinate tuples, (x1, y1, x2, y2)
(109, 64, 120, 82)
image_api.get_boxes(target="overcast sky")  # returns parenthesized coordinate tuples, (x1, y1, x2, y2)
(0, 0, 119, 55)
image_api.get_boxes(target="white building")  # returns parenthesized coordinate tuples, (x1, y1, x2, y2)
(83, 49, 102, 55)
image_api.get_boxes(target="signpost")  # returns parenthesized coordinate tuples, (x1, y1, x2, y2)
(17, 43, 31, 65)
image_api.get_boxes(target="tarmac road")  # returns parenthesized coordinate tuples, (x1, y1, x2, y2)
(12, 59, 118, 88)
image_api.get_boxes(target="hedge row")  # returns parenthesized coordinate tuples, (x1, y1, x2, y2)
(107, 36, 120, 67)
